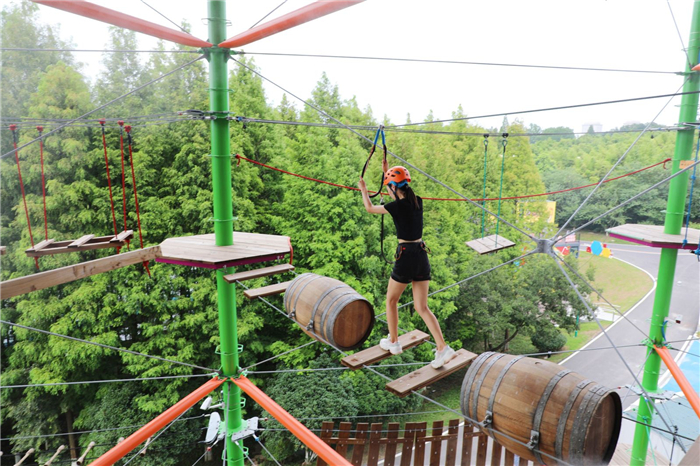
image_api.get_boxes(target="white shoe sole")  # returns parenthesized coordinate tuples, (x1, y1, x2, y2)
(431, 349, 455, 369)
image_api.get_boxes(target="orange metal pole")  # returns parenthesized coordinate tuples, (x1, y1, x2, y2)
(231, 376, 351, 466)
(654, 345, 700, 418)
(31, 0, 212, 48)
(90, 377, 225, 466)
(218, 0, 364, 49)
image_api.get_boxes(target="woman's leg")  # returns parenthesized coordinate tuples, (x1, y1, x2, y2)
(412, 280, 447, 351)
(386, 278, 408, 343)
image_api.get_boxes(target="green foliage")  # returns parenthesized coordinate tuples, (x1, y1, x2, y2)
(531, 323, 567, 353)
(0, 9, 602, 465)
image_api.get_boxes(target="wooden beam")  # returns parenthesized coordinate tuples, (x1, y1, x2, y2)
(385, 349, 477, 398)
(218, 0, 364, 48)
(31, 0, 211, 48)
(1, 247, 160, 300)
(223, 264, 295, 283)
(243, 281, 291, 299)
(340, 330, 430, 369)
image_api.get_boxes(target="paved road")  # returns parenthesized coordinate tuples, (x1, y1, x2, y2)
(562, 242, 699, 408)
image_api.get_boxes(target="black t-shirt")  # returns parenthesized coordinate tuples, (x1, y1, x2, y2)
(384, 196, 423, 241)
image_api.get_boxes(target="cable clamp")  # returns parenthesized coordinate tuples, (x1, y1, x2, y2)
(230, 418, 258, 442)
(306, 320, 314, 331)
(477, 410, 493, 429)
(526, 430, 540, 450)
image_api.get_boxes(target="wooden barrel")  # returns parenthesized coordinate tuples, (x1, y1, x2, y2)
(460, 352, 621, 466)
(283, 273, 374, 351)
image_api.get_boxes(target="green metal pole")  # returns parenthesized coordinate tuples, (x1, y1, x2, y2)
(630, 3, 700, 463)
(206, 1, 242, 465)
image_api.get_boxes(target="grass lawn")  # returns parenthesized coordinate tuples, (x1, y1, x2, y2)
(577, 252, 653, 313)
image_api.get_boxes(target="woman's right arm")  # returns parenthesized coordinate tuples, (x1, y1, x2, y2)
(359, 178, 388, 214)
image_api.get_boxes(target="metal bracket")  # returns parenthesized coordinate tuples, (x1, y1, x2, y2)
(537, 238, 555, 255)
(478, 411, 493, 429)
(230, 417, 259, 442)
(526, 430, 540, 450)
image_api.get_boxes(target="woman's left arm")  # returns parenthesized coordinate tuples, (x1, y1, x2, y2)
(359, 178, 388, 214)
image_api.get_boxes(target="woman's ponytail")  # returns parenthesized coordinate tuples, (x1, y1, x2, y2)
(402, 185, 421, 211)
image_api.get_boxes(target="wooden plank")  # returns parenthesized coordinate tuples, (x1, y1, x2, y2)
(490, 440, 502, 466)
(606, 223, 700, 247)
(1, 247, 160, 300)
(317, 421, 334, 466)
(444, 419, 460, 466)
(383, 422, 400, 466)
(336, 422, 352, 458)
(350, 423, 368, 466)
(341, 330, 430, 369)
(504, 448, 515, 466)
(400, 423, 416, 466)
(476, 431, 488, 466)
(366, 423, 382, 466)
(461, 424, 474, 466)
(385, 349, 478, 397)
(243, 281, 290, 299)
(428, 420, 443, 466)
(0, 246, 6, 255)
(29, 238, 55, 252)
(110, 230, 134, 242)
(467, 234, 515, 255)
(68, 234, 95, 248)
(414, 422, 427, 466)
(223, 263, 295, 283)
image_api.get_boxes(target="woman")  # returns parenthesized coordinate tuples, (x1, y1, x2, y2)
(359, 164, 455, 369)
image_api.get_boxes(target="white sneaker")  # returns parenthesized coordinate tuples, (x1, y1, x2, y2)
(379, 335, 403, 355)
(431, 346, 455, 369)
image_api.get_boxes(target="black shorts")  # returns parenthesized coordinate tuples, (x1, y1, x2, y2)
(391, 242, 431, 284)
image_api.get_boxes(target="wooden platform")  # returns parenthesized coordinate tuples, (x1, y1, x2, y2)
(25, 231, 133, 257)
(224, 263, 295, 283)
(606, 224, 700, 249)
(341, 330, 430, 370)
(386, 349, 477, 398)
(466, 235, 515, 255)
(157, 232, 291, 269)
(243, 281, 291, 299)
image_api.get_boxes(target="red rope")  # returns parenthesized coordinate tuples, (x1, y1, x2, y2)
(100, 120, 120, 252)
(10, 125, 39, 269)
(234, 154, 671, 202)
(37, 126, 48, 241)
(125, 125, 150, 276)
(118, 121, 130, 250)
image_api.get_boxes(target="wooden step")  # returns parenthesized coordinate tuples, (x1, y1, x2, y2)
(224, 263, 295, 284)
(32, 238, 55, 252)
(111, 230, 134, 242)
(466, 234, 515, 255)
(341, 330, 430, 370)
(386, 349, 478, 398)
(243, 281, 291, 299)
(68, 234, 95, 248)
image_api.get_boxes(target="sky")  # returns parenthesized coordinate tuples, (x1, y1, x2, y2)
(30, 0, 696, 134)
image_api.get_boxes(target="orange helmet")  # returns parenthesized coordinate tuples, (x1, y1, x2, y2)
(383, 166, 411, 187)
